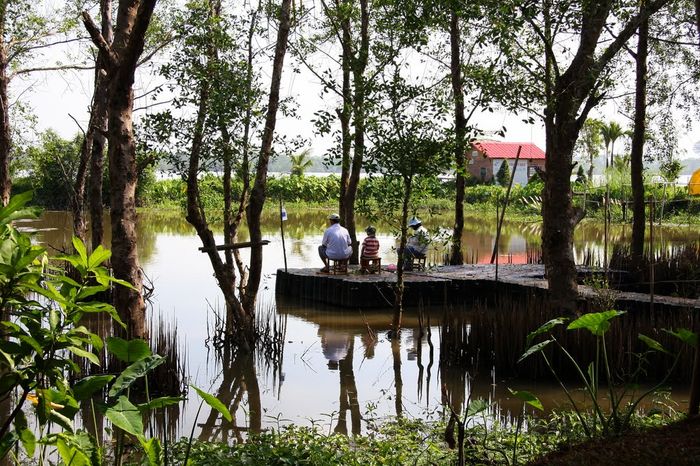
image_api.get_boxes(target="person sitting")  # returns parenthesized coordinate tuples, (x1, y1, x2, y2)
(403, 217, 429, 270)
(360, 226, 380, 273)
(319, 213, 352, 273)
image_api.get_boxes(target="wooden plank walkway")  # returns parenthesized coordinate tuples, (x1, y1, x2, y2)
(275, 264, 700, 311)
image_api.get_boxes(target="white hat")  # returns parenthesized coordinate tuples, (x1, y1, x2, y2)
(408, 217, 421, 227)
(328, 213, 341, 220)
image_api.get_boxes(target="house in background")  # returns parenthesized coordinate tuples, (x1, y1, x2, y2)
(468, 141, 546, 186)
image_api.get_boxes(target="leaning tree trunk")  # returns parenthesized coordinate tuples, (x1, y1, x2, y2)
(630, 13, 648, 267)
(0, 43, 11, 206)
(449, 7, 466, 265)
(244, 0, 292, 318)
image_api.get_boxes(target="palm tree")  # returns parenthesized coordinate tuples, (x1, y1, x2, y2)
(290, 148, 313, 177)
(600, 121, 626, 170)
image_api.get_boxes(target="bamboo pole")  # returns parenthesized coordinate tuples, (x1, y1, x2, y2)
(280, 197, 288, 272)
(490, 145, 523, 266)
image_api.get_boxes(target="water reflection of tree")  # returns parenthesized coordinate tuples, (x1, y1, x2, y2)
(439, 309, 470, 415)
(334, 338, 361, 436)
(198, 350, 262, 443)
(392, 337, 403, 418)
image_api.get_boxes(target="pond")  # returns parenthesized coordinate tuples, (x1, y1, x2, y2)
(24, 209, 697, 439)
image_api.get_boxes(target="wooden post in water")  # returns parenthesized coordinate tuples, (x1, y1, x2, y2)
(495, 192, 499, 282)
(491, 145, 522, 267)
(280, 197, 288, 272)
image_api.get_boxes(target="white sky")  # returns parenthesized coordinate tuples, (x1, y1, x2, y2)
(12, 19, 700, 163)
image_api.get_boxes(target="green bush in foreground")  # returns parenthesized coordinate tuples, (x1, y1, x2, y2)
(169, 409, 680, 466)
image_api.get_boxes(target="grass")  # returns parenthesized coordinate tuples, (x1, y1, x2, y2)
(163, 408, 684, 466)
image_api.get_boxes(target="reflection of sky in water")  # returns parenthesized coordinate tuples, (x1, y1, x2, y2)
(26, 211, 697, 437)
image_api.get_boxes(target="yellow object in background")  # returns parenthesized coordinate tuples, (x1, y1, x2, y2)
(689, 169, 700, 195)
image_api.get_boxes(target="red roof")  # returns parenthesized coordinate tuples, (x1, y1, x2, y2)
(472, 141, 545, 160)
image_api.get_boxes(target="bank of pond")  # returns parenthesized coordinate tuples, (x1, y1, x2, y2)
(3, 204, 700, 465)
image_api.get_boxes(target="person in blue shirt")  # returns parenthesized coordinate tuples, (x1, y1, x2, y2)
(319, 213, 352, 272)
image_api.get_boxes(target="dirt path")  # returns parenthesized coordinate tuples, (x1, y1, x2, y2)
(529, 417, 700, 466)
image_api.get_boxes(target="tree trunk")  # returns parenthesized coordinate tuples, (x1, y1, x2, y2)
(0, 42, 11, 206)
(449, 7, 466, 265)
(343, 0, 369, 265)
(338, 5, 352, 224)
(89, 0, 113, 250)
(83, 0, 158, 339)
(542, 118, 581, 315)
(244, 0, 292, 316)
(391, 337, 403, 418)
(538, 0, 667, 313)
(71, 132, 93, 243)
(630, 13, 648, 266)
(392, 176, 411, 335)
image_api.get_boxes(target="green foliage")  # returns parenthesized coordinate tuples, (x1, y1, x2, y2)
(520, 310, 694, 439)
(496, 160, 511, 186)
(19, 130, 81, 209)
(0, 193, 232, 465)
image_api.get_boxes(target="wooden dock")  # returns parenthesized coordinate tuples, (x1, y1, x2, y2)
(275, 264, 700, 312)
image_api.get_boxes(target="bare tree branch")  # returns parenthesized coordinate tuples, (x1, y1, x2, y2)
(11, 64, 94, 78)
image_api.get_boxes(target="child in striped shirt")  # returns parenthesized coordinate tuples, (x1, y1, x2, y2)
(360, 226, 381, 273)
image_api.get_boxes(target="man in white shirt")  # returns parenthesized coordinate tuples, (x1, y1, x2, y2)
(319, 213, 352, 272)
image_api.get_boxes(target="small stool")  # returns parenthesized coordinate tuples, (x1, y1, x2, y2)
(330, 259, 349, 275)
(411, 255, 426, 271)
(360, 257, 381, 274)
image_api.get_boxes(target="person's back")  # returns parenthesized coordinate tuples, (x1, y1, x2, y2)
(361, 228, 380, 259)
(322, 223, 352, 260)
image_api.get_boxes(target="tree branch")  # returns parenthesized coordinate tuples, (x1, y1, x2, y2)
(11, 64, 94, 78)
(81, 11, 117, 67)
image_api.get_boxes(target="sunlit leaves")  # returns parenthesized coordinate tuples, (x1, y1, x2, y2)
(567, 310, 625, 336)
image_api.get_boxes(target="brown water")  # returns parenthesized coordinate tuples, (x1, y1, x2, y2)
(23, 209, 697, 438)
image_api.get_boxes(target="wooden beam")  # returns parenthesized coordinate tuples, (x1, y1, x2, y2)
(198, 240, 270, 253)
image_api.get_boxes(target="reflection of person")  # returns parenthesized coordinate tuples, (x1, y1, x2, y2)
(320, 328, 350, 371)
(404, 217, 429, 270)
(360, 225, 380, 273)
(319, 213, 352, 273)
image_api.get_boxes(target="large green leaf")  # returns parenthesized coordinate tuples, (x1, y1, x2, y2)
(105, 396, 144, 437)
(638, 334, 670, 355)
(56, 436, 91, 466)
(14, 410, 35, 457)
(71, 237, 89, 267)
(508, 388, 544, 411)
(567, 310, 625, 336)
(191, 385, 232, 422)
(109, 355, 164, 398)
(518, 339, 552, 363)
(466, 399, 489, 417)
(73, 375, 115, 401)
(138, 396, 183, 413)
(68, 346, 101, 366)
(526, 317, 567, 346)
(87, 245, 111, 269)
(664, 328, 698, 348)
(0, 431, 19, 460)
(106, 337, 151, 363)
(139, 436, 163, 466)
